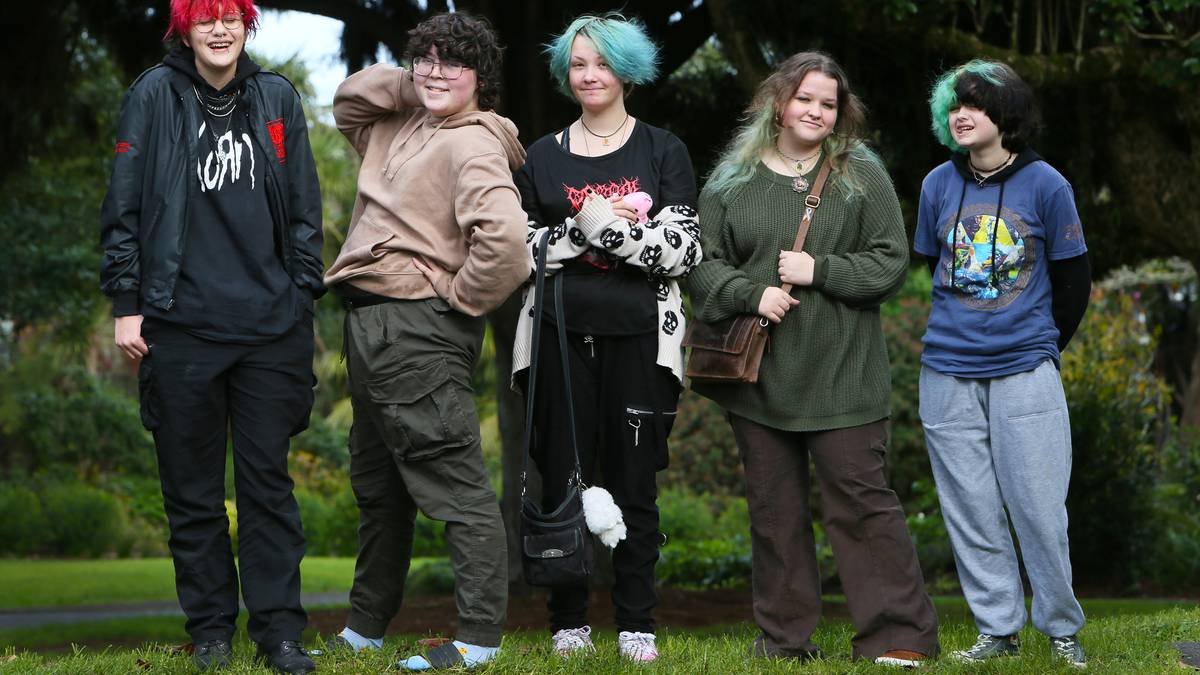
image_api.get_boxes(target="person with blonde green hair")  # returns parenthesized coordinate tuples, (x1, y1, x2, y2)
(687, 51, 939, 668)
(511, 11, 700, 664)
(915, 59, 1090, 669)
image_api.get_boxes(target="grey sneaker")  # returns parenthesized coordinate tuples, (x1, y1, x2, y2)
(1051, 635, 1087, 669)
(951, 633, 1020, 662)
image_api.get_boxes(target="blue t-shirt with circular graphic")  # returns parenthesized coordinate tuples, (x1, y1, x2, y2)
(914, 153, 1087, 378)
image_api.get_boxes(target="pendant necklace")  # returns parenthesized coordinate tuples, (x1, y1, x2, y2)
(968, 152, 1014, 187)
(580, 113, 629, 147)
(776, 146, 821, 193)
(194, 85, 240, 163)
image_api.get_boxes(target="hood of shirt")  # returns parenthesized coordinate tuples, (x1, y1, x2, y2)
(163, 46, 261, 95)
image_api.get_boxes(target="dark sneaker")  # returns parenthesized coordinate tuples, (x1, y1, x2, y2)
(951, 633, 1020, 662)
(1051, 635, 1087, 669)
(256, 640, 316, 674)
(874, 649, 928, 668)
(192, 639, 232, 671)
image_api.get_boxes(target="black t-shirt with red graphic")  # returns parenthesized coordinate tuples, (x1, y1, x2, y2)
(515, 121, 697, 335)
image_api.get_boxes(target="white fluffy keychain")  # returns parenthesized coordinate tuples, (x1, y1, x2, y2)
(581, 485, 626, 548)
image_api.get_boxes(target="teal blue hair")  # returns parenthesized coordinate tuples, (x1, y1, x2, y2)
(929, 60, 1006, 152)
(545, 13, 660, 99)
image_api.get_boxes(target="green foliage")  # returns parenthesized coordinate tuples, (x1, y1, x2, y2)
(657, 487, 719, 545)
(38, 481, 128, 558)
(0, 36, 121, 347)
(1062, 286, 1172, 588)
(0, 485, 48, 556)
(405, 558, 456, 596)
(662, 391, 744, 497)
(657, 537, 752, 589)
(0, 350, 154, 477)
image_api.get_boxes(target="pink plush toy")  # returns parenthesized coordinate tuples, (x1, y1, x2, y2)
(624, 191, 653, 224)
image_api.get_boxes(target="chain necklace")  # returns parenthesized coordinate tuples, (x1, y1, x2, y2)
(193, 85, 240, 163)
(775, 146, 821, 193)
(580, 113, 629, 147)
(968, 151, 1015, 187)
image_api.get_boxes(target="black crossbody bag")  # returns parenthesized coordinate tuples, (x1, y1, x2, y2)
(518, 229, 594, 587)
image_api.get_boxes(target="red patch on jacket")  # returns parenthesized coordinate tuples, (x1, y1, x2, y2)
(115, 141, 132, 154)
(266, 119, 286, 164)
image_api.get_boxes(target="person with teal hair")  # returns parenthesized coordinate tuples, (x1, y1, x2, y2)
(914, 59, 1091, 669)
(510, 11, 699, 664)
(687, 51, 939, 668)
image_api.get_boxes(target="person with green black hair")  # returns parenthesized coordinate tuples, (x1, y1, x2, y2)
(914, 59, 1090, 669)
(687, 51, 939, 669)
(510, 11, 699, 663)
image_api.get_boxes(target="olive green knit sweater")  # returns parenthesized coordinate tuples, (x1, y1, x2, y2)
(686, 156, 908, 432)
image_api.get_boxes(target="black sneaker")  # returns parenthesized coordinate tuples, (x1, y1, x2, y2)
(192, 639, 232, 671)
(1051, 635, 1087, 669)
(256, 640, 316, 674)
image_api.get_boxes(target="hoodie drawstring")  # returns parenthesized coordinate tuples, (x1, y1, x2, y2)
(950, 179, 968, 290)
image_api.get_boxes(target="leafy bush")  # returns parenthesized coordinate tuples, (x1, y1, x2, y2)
(663, 391, 744, 497)
(658, 488, 718, 546)
(405, 558, 456, 596)
(39, 481, 127, 558)
(0, 484, 48, 556)
(1062, 288, 1171, 588)
(657, 537, 751, 589)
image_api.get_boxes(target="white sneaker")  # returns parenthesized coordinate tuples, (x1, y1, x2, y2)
(619, 631, 658, 662)
(551, 626, 594, 657)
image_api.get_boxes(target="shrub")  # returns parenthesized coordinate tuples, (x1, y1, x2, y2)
(0, 484, 48, 556)
(663, 391, 744, 497)
(658, 488, 717, 546)
(657, 537, 751, 589)
(406, 558, 456, 596)
(39, 481, 127, 557)
(1061, 288, 1171, 588)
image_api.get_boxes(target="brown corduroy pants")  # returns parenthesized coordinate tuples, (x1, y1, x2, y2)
(729, 415, 939, 660)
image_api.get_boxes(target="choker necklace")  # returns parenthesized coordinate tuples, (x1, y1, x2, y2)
(194, 85, 240, 163)
(776, 146, 821, 193)
(969, 152, 1014, 186)
(580, 114, 630, 147)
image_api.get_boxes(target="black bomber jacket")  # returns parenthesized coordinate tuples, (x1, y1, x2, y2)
(100, 59, 325, 316)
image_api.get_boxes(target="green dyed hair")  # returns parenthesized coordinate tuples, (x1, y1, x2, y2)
(545, 12, 660, 99)
(929, 59, 1040, 153)
(706, 51, 875, 201)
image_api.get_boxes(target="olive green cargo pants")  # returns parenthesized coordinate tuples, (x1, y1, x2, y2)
(343, 297, 506, 647)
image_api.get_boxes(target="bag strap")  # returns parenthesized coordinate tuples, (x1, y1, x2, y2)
(778, 159, 832, 295)
(520, 231, 583, 499)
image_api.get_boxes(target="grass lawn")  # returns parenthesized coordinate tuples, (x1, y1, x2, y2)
(0, 558, 441, 609)
(1, 599, 1197, 673)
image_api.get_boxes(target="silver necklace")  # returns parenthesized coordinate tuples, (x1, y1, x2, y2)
(193, 85, 239, 162)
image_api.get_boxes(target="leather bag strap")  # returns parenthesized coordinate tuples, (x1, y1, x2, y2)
(778, 160, 832, 295)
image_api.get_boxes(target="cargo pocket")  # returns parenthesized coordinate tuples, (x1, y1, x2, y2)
(137, 357, 161, 431)
(290, 372, 318, 437)
(366, 358, 476, 461)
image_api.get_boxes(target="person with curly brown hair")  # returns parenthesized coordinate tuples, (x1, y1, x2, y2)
(321, 12, 529, 671)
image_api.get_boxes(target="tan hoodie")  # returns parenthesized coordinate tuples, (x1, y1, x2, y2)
(323, 63, 529, 316)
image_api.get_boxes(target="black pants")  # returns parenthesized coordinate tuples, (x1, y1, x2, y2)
(529, 324, 678, 633)
(138, 318, 314, 646)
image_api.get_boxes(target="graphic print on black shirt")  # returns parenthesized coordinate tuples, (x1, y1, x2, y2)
(515, 122, 697, 336)
(142, 103, 303, 344)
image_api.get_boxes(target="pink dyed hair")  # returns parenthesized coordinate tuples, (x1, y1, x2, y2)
(164, 0, 260, 41)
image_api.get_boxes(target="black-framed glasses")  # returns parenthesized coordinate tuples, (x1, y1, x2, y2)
(194, 14, 244, 33)
(412, 56, 469, 80)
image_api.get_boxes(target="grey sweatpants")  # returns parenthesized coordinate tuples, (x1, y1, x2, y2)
(343, 297, 507, 647)
(919, 360, 1084, 638)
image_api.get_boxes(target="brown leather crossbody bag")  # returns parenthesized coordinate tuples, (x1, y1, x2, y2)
(682, 161, 831, 384)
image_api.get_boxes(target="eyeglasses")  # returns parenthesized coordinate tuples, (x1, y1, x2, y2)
(194, 14, 244, 33)
(412, 56, 469, 80)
